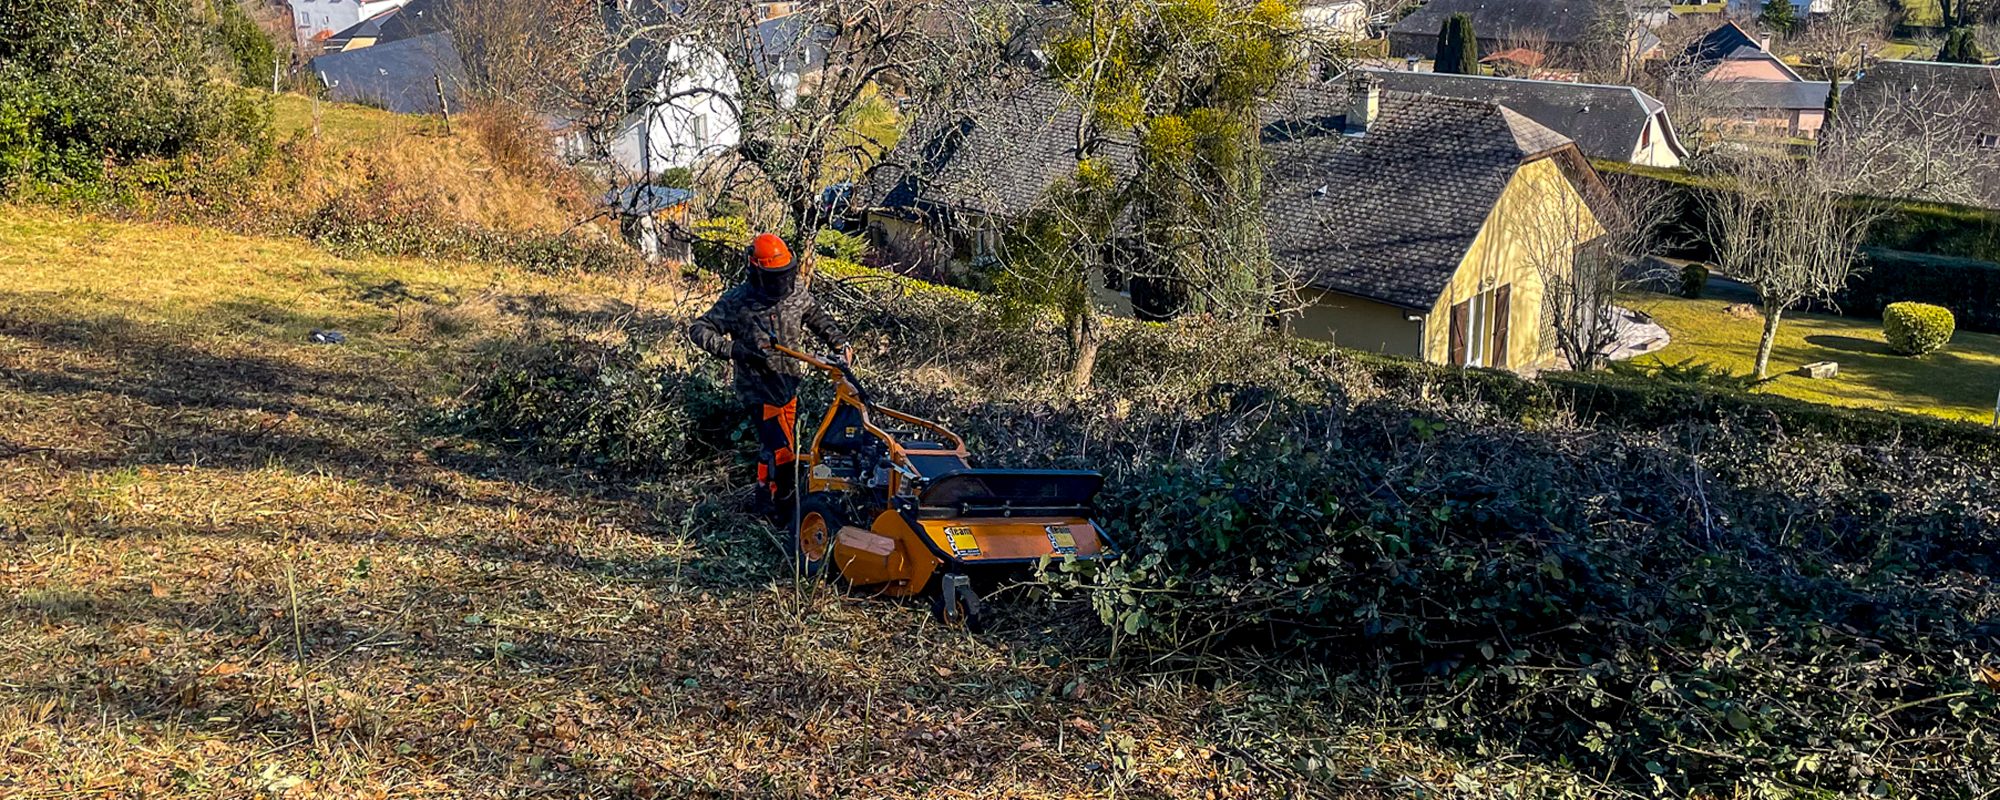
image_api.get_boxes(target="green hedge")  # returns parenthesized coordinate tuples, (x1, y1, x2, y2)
(1837, 248, 2000, 333)
(1596, 162, 2000, 264)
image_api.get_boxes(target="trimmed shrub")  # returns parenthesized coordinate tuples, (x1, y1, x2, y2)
(1884, 301, 1956, 355)
(1678, 261, 1709, 298)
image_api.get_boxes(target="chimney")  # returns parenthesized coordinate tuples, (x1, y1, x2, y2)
(1758, 33, 1773, 52)
(1345, 71, 1380, 135)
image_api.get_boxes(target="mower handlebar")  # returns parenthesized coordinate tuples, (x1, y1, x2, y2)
(770, 343, 869, 403)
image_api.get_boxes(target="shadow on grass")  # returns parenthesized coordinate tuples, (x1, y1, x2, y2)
(1802, 334, 1892, 355)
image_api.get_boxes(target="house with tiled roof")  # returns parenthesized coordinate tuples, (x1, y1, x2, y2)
(861, 76, 1609, 372)
(1660, 21, 1830, 141)
(285, 0, 409, 52)
(1387, 0, 1660, 70)
(1365, 69, 1687, 167)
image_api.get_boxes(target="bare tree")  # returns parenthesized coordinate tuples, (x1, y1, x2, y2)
(1516, 161, 1679, 371)
(608, 0, 1023, 277)
(1697, 84, 1983, 379)
(1792, 0, 1884, 120)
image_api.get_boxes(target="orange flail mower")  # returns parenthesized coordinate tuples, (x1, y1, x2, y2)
(771, 343, 1118, 630)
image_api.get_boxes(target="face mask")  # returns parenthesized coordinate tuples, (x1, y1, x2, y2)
(750, 265, 797, 298)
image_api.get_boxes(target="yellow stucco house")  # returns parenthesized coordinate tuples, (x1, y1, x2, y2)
(860, 75, 1609, 374)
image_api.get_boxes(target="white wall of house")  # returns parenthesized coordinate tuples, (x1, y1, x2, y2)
(1301, 0, 1369, 41)
(290, 0, 407, 50)
(1633, 113, 1684, 168)
(1727, 0, 1832, 15)
(598, 41, 744, 179)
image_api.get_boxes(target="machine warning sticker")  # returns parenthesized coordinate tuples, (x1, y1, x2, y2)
(1046, 525, 1079, 555)
(945, 526, 981, 557)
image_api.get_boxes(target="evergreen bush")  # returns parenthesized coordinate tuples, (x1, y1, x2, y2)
(1679, 261, 1708, 298)
(1883, 301, 1956, 355)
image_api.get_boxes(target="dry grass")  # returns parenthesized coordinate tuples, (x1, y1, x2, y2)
(0, 205, 1608, 798)
(262, 94, 593, 236)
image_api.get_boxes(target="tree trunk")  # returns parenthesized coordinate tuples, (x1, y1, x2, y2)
(1754, 305, 1784, 380)
(1068, 308, 1103, 391)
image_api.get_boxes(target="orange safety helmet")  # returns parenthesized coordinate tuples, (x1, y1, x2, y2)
(748, 232, 793, 271)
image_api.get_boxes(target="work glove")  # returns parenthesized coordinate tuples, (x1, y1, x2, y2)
(732, 340, 770, 368)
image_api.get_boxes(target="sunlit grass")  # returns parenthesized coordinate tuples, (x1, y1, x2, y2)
(1628, 291, 2000, 423)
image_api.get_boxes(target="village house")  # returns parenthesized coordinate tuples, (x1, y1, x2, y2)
(1668, 21, 1829, 140)
(1365, 69, 1687, 167)
(1300, 0, 1371, 41)
(310, 0, 825, 182)
(285, 0, 409, 52)
(1387, 0, 1661, 70)
(860, 76, 1610, 373)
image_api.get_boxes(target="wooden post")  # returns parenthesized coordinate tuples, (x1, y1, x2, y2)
(435, 74, 451, 134)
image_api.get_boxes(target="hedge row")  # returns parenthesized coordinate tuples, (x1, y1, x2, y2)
(1599, 162, 2000, 263)
(1830, 248, 2000, 334)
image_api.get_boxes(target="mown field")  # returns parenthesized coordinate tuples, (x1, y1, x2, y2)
(0, 205, 1600, 798)
(1632, 291, 2000, 423)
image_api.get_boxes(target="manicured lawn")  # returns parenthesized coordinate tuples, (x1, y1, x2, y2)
(1874, 41, 1930, 61)
(1902, 0, 1944, 27)
(1627, 291, 2000, 423)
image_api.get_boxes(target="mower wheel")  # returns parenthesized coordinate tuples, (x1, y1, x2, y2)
(932, 574, 989, 633)
(787, 494, 845, 579)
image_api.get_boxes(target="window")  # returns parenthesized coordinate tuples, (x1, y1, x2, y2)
(1449, 284, 1512, 368)
(690, 115, 709, 149)
(1980, 132, 2000, 151)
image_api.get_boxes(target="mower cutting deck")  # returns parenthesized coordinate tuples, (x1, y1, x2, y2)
(771, 343, 1118, 630)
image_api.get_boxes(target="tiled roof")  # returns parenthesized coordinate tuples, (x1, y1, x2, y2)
(1390, 0, 1611, 46)
(1706, 79, 1831, 111)
(1366, 69, 1681, 162)
(870, 77, 1585, 310)
(1681, 21, 1759, 66)
(863, 82, 1138, 219)
(1262, 81, 1577, 309)
(309, 32, 468, 115)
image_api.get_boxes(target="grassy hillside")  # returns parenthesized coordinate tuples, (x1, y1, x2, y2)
(260, 94, 591, 237)
(0, 205, 1615, 798)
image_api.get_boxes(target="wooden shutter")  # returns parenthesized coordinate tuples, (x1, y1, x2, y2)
(1491, 285, 1512, 369)
(1449, 301, 1469, 367)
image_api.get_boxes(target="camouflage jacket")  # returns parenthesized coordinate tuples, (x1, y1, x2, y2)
(688, 284, 848, 405)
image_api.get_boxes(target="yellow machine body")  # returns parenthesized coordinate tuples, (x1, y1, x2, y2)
(831, 512, 1110, 597)
(771, 343, 1118, 605)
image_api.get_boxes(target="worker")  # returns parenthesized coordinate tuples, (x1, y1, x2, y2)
(689, 232, 849, 517)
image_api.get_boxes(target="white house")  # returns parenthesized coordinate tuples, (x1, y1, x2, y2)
(288, 0, 409, 51)
(1727, 0, 1835, 15)
(1300, 0, 1369, 40)
(576, 7, 827, 180)
(596, 40, 746, 180)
